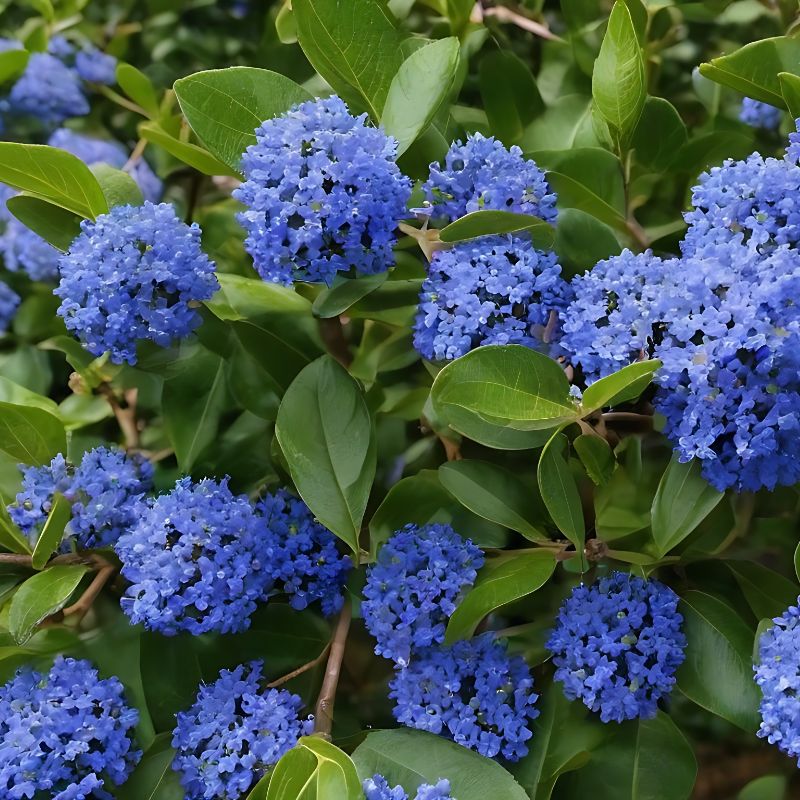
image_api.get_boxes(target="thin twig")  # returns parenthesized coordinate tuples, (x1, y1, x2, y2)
(267, 643, 331, 688)
(123, 138, 147, 171)
(314, 599, 352, 739)
(318, 317, 353, 367)
(98, 386, 140, 449)
(398, 222, 447, 263)
(62, 556, 115, 620)
(482, 6, 564, 42)
(0, 553, 91, 567)
(98, 85, 149, 117)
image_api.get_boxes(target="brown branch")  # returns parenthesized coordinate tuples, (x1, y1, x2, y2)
(62, 556, 115, 620)
(98, 386, 140, 449)
(481, 5, 564, 41)
(0, 553, 91, 567)
(267, 643, 331, 688)
(318, 317, 353, 368)
(314, 599, 352, 739)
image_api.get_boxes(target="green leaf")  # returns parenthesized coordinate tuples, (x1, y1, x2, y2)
(553, 208, 621, 278)
(293, 0, 404, 120)
(117, 733, 184, 800)
(580, 360, 661, 414)
(650, 456, 723, 557)
(592, 0, 647, 147)
(276, 356, 376, 554)
(699, 37, 800, 109)
(537, 432, 585, 552)
(91, 164, 144, 209)
(0, 402, 66, 466)
(174, 68, 312, 171)
(30, 493, 71, 570)
(573, 434, 615, 486)
(738, 775, 787, 800)
(431, 345, 578, 433)
(268, 738, 362, 800)
(0, 505, 32, 555)
(266, 747, 317, 800)
(8, 565, 89, 644)
(312, 273, 388, 319)
(446, 0, 474, 31)
(631, 97, 688, 171)
(726, 561, 798, 621)
(795, 540, 800, 584)
(6, 195, 82, 251)
(0, 48, 29, 85)
(438, 460, 548, 542)
(116, 62, 161, 119)
(382, 37, 459, 157)
(0, 376, 60, 416)
(439, 210, 555, 249)
(445, 551, 556, 642)
(0, 143, 107, 219)
(352, 729, 529, 800)
(677, 590, 761, 733)
(779, 72, 800, 120)
(138, 120, 238, 177)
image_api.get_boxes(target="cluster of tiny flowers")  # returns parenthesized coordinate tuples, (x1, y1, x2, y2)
(0, 183, 60, 281)
(74, 47, 117, 85)
(363, 523, 484, 666)
(234, 95, 411, 285)
(49, 128, 162, 203)
(739, 98, 781, 131)
(0, 278, 19, 333)
(422, 133, 557, 225)
(55, 201, 219, 364)
(255, 489, 352, 616)
(0, 657, 140, 800)
(8, 446, 153, 551)
(754, 601, 800, 763)
(546, 572, 686, 723)
(390, 634, 538, 760)
(115, 477, 271, 635)
(172, 661, 313, 800)
(363, 775, 454, 800)
(414, 235, 567, 361)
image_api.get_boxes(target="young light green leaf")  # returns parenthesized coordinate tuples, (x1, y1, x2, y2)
(30, 493, 71, 570)
(439, 210, 555, 249)
(116, 62, 161, 118)
(580, 359, 661, 414)
(6, 194, 82, 251)
(91, 164, 144, 209)
(573, 434, 615, 486)
(738, 775, 787, 800)
(138, 120, 239, 177)
(0, 48, 29, 85)
(537, 432, 585, 552)
(0, 402, 66, 466)
(267, 738, 362, 800)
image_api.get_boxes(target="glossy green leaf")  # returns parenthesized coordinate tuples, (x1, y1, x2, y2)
(439, 210, 555, 249)
(267, 738, 362, 800)
(30, 493, 70, 570)
(174, 67, 312, 171)
(0, 402, 66, 466)
(382, 37, 459, 156)
(115, 63, 161, 118)
(117, 734, 184, 800)
(727, 561, 798, 621)
(0, 505, 32, 555)
(91, 164, 144, 209)
(795, 541, 800, 584)
(553, 208, 621, 278)
(312, 273, 388, 319)
(580, 360, 661, 414)
(6, 195, 81, 251)
(537, 432, 585, 552)
(445, 550, 556, 642)
(779, 72, 800, 120)
(138, 120, 238, 177)
(276, 356, 375, 553)
(632, 97, 688, 171)
(0, 376, 60, 416)
(738, 775, 787, 800)
(573, 434, 615, 486)
(0, 48, 29, 85)
(8, 565, 89, 644)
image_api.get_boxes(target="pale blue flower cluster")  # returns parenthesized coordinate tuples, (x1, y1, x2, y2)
(0, 657, 140, 800)
(8, 446, 153, 550)
(390, 633, 538, 761)
(363, 523, 484, 666)
(739, 98, 781, 130)
(0, 183, 60, 281)
(55, 201, 219, 364)
(172, 661, 313, 800)
(547, 573, 686, 723)
(74, 48, 117, 85)
(755, 600, 800, 763)
(0, 277, 19, 332)
(234, 95, 411, 285)
(364, 775, 454, 800)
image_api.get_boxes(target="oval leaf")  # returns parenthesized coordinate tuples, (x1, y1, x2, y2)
(0, 402, 66, 466)
(580, 359, 660, 414)
(30, 493, 71, 570)
(6, 194, 82, 251)
(439, 210, 555, 249)
(537, 432, 585, 551)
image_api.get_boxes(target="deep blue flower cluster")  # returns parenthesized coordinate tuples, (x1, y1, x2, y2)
(255, 489, 352, 616)
(234, 95, 411, 285)
(0, 657, 140, 800)
(0, 278, 19, 333)
(363, 523, 484, 666)
(390, 633, 538, 760)
(75, 48, 117, 85)
(55, 201, 219, 364)
(739, 98, 781, 130)
(414, 235, 567, 361)
(116, 477, 272, 635)
(8, 446, 153, 551)
(172, 661, 313, 800)
(0, 183, 60, 281)
(363, 775, 454, 800)
(547, 572, 686, 723)
(422, 133, 557, 225)
(754, 600, 800, 763)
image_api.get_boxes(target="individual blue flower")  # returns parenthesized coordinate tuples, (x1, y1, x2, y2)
(739, 98, 781, 130)
(414, 234, 568, 361)
(363, 523, 484, 667)
(172, 661, 313, 800)
(8, 446, 153, 551)
(390, 634, 538, 760)
(423, 132, 557, 225)
(234, 95, 411, 285)
(116, 477, 271, 635)
(755, 600, 800, 763)
(255, 489, 352, 616)
(75, 48, 117, 85)
(8, 52, 88, 124)
(364, 775, 454, 800)
(547, 572, 686, 723)
(55, 201, 219, 365)
(0, 278, 19, 333)
(0, 657, 140, 800)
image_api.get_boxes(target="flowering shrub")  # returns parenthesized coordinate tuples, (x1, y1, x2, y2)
(0, 2, 799, 799)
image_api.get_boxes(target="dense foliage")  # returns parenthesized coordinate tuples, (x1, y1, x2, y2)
(0, 1, 800, 799)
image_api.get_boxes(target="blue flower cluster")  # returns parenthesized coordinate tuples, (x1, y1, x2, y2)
(363, 523, 484, 666)
(55, 201, 219, 364)
(547, 573, 686, 723)
(255, 489, 352, 616)
(0, 278, 19, 333)
(116, 477, 271, 635)
(390, 633, 538, 760)
(8, 52, 88, 125)
(0, 657, 140, 800)
(75, 48, 117, 85)
(414, 235, 567, 361)
(422, 133, 557, 225)
(364, 775, 454, 800)
(739, 98, 781, 130)
(754, 600, 800, 763)
(234, 95, 411, 285)
(172, 661, 313, 800)
(8, 446, 153, 551)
